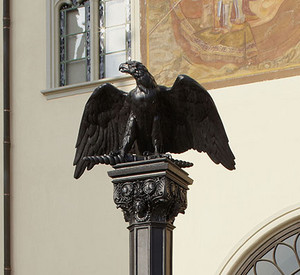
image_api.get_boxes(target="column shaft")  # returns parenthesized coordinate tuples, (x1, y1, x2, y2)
(129, 222, 174, 275)
(108, 158, 193, 275)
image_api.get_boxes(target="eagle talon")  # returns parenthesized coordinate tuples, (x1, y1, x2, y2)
(109, 151, 119, 157)
(159, 153, 172, 159)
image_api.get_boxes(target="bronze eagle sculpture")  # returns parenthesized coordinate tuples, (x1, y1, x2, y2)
(73, 61, 235, 179)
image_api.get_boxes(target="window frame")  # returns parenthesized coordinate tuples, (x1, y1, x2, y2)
(237, 222, 300, 275)
(219, 206, 300, 275)
(43, 0, 140, 99)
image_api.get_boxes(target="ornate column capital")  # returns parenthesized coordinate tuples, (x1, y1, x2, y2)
(108, 158, 193, 225)
(108, 158, 193, 275)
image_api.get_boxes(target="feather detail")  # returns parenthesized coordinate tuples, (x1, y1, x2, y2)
(74, 62, 235, 179)
(73, 83, 130, 179)
(159, 74, 235, 170)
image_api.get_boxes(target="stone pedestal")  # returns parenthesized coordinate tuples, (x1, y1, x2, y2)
(108, 158, 193, 275)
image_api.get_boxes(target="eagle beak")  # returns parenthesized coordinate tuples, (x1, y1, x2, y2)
(119, 63, 130, 74)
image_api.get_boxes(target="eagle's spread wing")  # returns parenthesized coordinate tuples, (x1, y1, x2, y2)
(159, 75, 235, 170)
(73, 83, 130, 178)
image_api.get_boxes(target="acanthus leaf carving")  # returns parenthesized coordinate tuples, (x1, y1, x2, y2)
(113, 176, 187, 224)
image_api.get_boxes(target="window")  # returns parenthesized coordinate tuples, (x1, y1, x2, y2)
(44, 0, 140, 98)
(59, 0, 131, 86)
(99, 0, 131, 79)
(237, 222, 300, 275)
(59, 1, 91, 86)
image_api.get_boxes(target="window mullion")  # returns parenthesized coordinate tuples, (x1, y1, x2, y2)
(56, 0, 134, 88)
(125, 0, 131, 60)
(85, 1, 91, 81)
(89, 0, 99, 81)
(64, 9, 67, 86)
(99, 0, 105, 79)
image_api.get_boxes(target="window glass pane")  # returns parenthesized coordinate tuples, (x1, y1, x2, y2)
(284, 235, 297, 247)
(60, 1, 90, 86)
(67, 34, 86, 60)
(274, 244, 299, 274)
(240, 230, 300, 275)
(105, 26, 126, 53)
(261, 250, 273, 261)
(296, 235, 300, 257)
(105, 52, 126, 78)
(246, 267, 255, 275)
(105, 0, 126, 27)
(255, 260, 282, 275)
(99, 0, 131, 79)
(67, 7, 86, 34)
(66, 60, 87, 85)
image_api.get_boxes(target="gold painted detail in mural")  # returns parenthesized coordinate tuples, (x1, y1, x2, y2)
(172, 0, 258, 64)
(146, 0, 300, 88)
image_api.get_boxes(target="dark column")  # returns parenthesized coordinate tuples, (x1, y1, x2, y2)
(108, 157, 193, 275)
(3, 0, 11, 274)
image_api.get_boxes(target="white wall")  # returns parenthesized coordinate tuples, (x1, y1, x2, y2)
(173, 76, 300, 274)
(1, 1, 300, 274)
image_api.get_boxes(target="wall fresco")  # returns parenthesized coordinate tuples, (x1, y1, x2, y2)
(144, 0, 300, 88)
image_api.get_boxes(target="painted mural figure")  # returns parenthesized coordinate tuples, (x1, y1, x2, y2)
(214, 0, 244, 31)
(242, 0, 258, 20)
(179, 0, 257, 64)
(147, 0, 300, 86)
(214, 0, 257, 32)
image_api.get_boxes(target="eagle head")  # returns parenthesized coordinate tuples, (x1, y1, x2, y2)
(119, 61, 158, 89)
(119, 61, 148, 79)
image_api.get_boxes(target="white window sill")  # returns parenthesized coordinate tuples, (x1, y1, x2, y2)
(41, 75, 134, 100)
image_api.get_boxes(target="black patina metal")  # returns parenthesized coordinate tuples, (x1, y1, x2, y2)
(83, 153, 193, 168)
(73, 61, 235, 179)
(73, 61, 235, 274)
(108, 157, 193, 275)
(3, 0, 11, 273)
